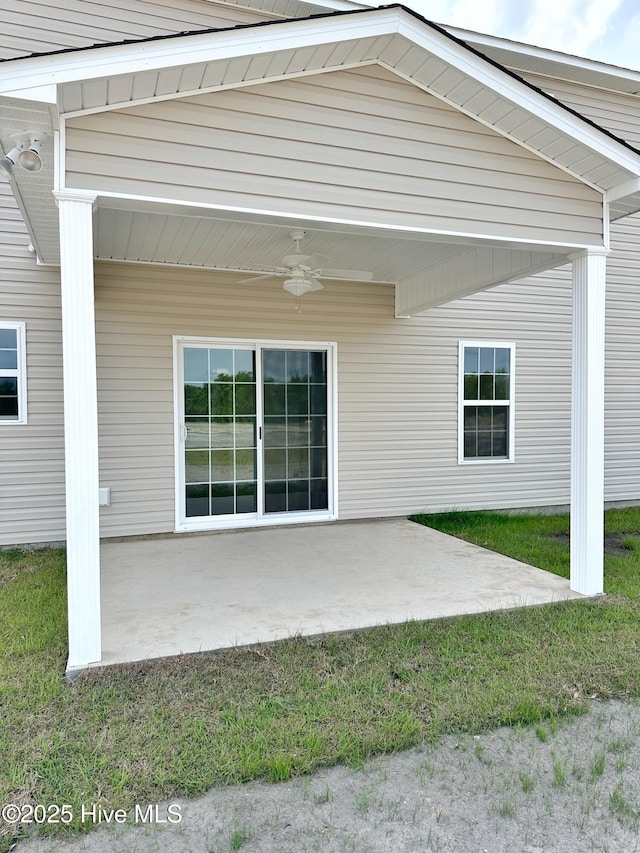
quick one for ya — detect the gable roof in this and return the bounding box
[2,3,640,198]
[3,2,640,265]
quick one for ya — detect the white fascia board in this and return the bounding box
[0,8,402,95]
[1,84,56,103]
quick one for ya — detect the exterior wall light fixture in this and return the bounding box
[0,133,46,178]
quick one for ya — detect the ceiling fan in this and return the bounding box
[239,229,374,297]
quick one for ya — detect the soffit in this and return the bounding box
[93,198,566,283]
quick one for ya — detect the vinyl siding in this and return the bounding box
[0,210,638,545]
[604,215,640,499]
[517,71,640,149]
[0,0,276,60]
[65,66,604,246]
[93,259,570,537]
[0,184,65,545]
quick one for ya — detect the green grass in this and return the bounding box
[2,507,640,849]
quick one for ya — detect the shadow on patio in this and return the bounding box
[98,518,583,667]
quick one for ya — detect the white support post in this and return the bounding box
[55,190,101,669]
[570,249,607,596]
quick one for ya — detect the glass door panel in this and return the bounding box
[184,347,257,517]
[262,349,328,514]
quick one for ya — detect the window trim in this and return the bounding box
[458,340,515,465]
[0,321,27,426]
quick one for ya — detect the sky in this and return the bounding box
[381,0,640,72]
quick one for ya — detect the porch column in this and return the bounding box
[54,190,101,668]
[570,249,607,596]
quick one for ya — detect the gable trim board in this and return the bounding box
[2,1,638,669]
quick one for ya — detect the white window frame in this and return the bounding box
[0,321,27,425]
[458,340,515,465]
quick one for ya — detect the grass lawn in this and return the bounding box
[2,508,640,849]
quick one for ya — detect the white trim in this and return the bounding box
[83,190,604,254]
[173,336,338,532]
[1,84,56,103]
[457,340,516,465]
[603,201,610,251]
[0,321,27,426]
[54,188,98,207]
[54,126,64,194]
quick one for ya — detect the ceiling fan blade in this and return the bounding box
[238,272,279,284]
[319,268,374,281]
[307,275,324,292]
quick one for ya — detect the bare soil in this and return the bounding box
[551,531,639,557]
[14,697,640,853]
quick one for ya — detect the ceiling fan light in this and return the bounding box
[282,277,313,297]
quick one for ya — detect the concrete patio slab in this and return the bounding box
[99,518,584,667]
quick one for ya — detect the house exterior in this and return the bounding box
[1,0,640,671]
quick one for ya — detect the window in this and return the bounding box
[459,341,514,463]
[0,322,26,424]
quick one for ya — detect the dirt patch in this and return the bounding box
[549,531,640,557]
[13,698,640,853]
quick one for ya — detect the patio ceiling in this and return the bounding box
[94,199,568,299]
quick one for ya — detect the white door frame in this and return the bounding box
[173,336,338,531]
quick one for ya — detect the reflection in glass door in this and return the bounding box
[179,342,332,525]
[183,347,257,517]
[262,349,328,513]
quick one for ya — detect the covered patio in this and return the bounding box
[4,5,640,673]
[99,518,582,666]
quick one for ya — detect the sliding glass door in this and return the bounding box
[177,339,333,528]
[183,346,257,518]
[262,349,328,514]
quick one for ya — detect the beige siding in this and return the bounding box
[93,260,569,537]
[66,66,604,246]
[1,210,638,545]
[0,0,276,60]
[0,184,65,545]
[94,215,640,537]
[518,71,640,149]
[604,215,640,500]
